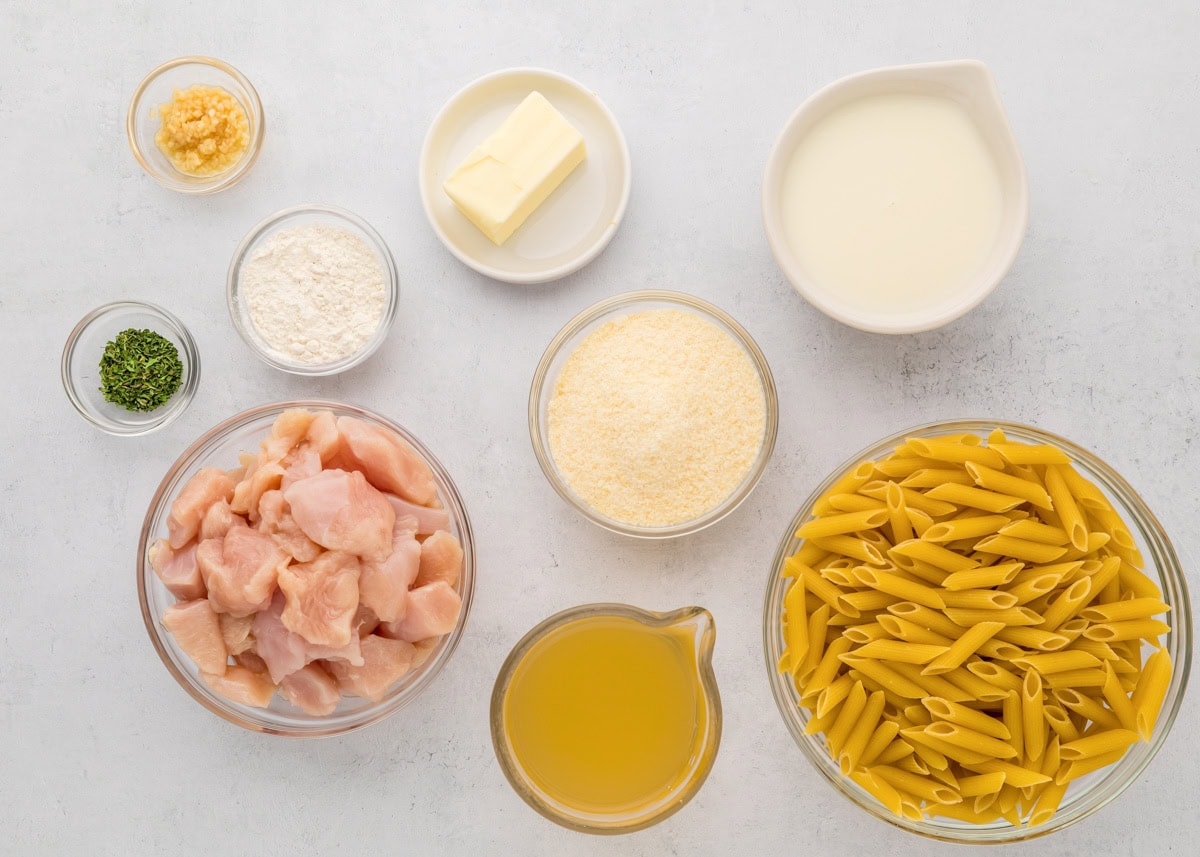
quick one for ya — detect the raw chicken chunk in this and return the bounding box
[197,526,289,617]
[202,665,276,708]
[283,469,394,562]
[280,445,323,491]
[414,530,463,588]
[277,550,361,648]
[257,489,322,562]
[230,460,285,523]
[379,581,462,643]
[359,517,420,623]
[149,539,205,601]
[162,599,228,675]
[218,612,255,656]
[253,594,363,684]
[200,499,242,542]
[261,408,315,464]
[336,416,438,506]
[384,494,450,536]
[325,634,416,702]
[279,663,341,716]
[167,468,236,549]
[305,410,342,463]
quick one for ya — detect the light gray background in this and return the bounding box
[2,2,1198,854]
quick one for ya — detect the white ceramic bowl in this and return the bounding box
[762,60,1029,334]
[419,67,631,284]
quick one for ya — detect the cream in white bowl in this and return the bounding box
[762,60,1029,334]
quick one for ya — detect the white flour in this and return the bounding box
[241,223,387,364]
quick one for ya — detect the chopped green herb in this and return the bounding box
[98,328,183,412]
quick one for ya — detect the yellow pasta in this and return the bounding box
[1083,619,1172,643]
[1021,670,1046,762]
[796,508,890,539]
[998,519,1070,545]
[965,462,1054,510]
[778,429,1174,828]
[974,534,1067,564]
[923,621,1005,675]
[941,589,1019,610]
[1132,648,1171,740]
[923,697,1010,740]
[808,535,886,566]
[926,483,1025,513]
[853,566,946,610]
[851,640,949,665]
[1011,650,1102,674]
[840,690,887,774]
[922,514,1010,543]
[942,561,1023,591]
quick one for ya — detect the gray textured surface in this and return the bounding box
[3,1,1199,854]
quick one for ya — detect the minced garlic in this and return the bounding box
[153,85,250,176]
[547,308,766,528]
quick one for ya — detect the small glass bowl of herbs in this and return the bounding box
[62,301,200,435]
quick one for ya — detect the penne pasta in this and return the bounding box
[926,483,1025,514]
[973,534,1067,564]
[1082,619,1171,643]
[1011,651,1103,675]
[776,429,1175,828]
[1131,648,1171,740]
[923,622,1005,675]
[942,562,1023,591]
[989,441,1070,466]
[1043,465,1088,551]
[796,508,890,539]
[852,640,949,665]
[808,535,887,566]
[1079,597,1170,624]
[922,697,1011,740]
[922,514,1011,543]
[1021,670,1046,762]
[840,690,887,774]
[965,462,1054,510]
[944,607,1042,628]
[941,589,1019,610]
[998,519,1070,545]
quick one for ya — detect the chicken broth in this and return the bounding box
[501,616,705,813]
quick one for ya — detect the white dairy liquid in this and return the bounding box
[780,93,1004,315]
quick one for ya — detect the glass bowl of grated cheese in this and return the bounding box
[529,290,778,539]
[227,204,400,376]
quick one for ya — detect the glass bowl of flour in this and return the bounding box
[227,204,399,376]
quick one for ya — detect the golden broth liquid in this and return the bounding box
[502,616,705,813]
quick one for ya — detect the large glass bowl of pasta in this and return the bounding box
[762,419,1190,843]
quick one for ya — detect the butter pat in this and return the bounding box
[443,92,586,245]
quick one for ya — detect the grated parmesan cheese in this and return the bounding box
[547,308,766,527]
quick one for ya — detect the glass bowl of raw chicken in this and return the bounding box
[138,401,475,736]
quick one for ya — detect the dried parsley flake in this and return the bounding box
[98,328,183,412]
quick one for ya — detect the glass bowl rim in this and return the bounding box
[125,54,265,195]
[225,203,400,377]
[761,417,1192,843]
[137,399,476,737]
[60,299,200,436]
[527,289,779,539]
[489,602,722,834]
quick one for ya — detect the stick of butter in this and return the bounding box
[443,91,586,246]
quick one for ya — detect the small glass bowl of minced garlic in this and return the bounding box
[62,301,200,436]
[127,56,264,194]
